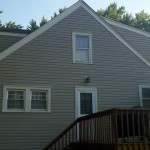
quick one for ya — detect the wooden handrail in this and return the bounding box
[43,119,79,150]
[43,108,114,150]
[43,108,150,150]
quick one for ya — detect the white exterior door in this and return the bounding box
[75,87,97,118]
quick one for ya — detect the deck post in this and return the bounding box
[113,109,118,150]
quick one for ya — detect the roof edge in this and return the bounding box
[0,32,28,37]
[0,0,82,60]
[104,17,150,38]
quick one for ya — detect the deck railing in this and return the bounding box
[44,108,150,150]
[114,108,150,150]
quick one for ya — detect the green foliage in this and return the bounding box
[0,10,3,28]
[0,10,23,29]
[4,21,23,29]
[97,3,150,32]
[27,7,67,31]
[97,3,125,21]
[134,10,150,32]
[51,7,67,19]
[1,4,150,33]
[40,16,48,27]
[27,17,48,31]
[121,13,135,26]
[27,19,39,31]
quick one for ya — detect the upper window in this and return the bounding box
[2,86,51,112]
[140,86,150,108]
[73,33,92,63]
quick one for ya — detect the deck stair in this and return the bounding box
[44,108,150,150]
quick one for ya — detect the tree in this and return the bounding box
[27,7,67,31]
[51,7,67,19]
[0,10,3,28]
[97,3,150,33]
[121,13,135,26]
[4,21,23,29]
[134,10,150,32]
[0,10,23,29]
[27,19,39,31]
[97,2,125,21]
[40,16,48,27]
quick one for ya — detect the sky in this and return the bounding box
[1,0,150,29]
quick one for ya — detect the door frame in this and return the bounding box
[75,86,97,118]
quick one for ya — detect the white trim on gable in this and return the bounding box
[0,1,82,61]
[0,32,27,37]
[0,0,150,68]
[104,18,150,38]
[80,2,150,67]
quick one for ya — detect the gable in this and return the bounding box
[0,0,150,68]
[1,4,150,113]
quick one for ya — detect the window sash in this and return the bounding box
[7,90,25,110]
[76,48,89,62]
[31,90,48,110]
[140,87,150,108]
[73,33,92,63]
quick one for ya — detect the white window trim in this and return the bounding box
[139,85,150,107]
[2,85,51,113]
[72,32,92,64]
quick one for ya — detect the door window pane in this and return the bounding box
[143,99,150,108]
[80,93,92,114]
[142,88,150,98]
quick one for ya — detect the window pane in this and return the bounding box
[76,35,89,48]
[31,100,46,109]
[7,90,24,109]
[31,90,47,110]
[8,100,24,109]
[76,49,89,61]
[142,88,150,98]
[80,93,92,114]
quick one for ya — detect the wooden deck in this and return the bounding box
[44,108,150,150]
[118,143,150,150]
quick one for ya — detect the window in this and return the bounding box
[7,89,25,110]
[2,86,51,112]
[139,86,150,108]
[73,33,92,63]
[31,90,47,110]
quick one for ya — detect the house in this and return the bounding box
[0,0,150,150]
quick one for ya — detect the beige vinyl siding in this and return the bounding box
[111,24,150,62]
[0,7,150,150]
[0,35,23,53]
